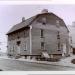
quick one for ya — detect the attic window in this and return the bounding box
[42,17,46,25]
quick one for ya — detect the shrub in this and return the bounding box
[71,59,75,64]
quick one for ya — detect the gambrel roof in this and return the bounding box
[6,16,36,35]
[7,12,69,35]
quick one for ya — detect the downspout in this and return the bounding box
[29,25,32,55]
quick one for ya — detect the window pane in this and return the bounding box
[41,42,44,49]
[41,29,44,38]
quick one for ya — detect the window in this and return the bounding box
[24,43,27,51]
[42,17,46,25]
[57,31,60,39]
[56,20,60,27]
[24,30,29,37]
[57,31,60,51]
[58,43,60,51]
[10,46,14,53]
[17,41,21,46]
[56,20,59,24]
[9,35,12,41]
[17,32,20,39]
[24,30,26,37]
[42,22,46,25]
[41,42,44,49]
[41,29,44,38]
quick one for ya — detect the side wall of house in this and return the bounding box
[7,13,70,57]
[31,24,69,56]
[31,24,60,55]
[7,28,30,57]
[31,13,70,56]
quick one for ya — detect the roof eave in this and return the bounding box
[6,25,30,35]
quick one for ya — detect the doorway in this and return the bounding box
[16,41,21,54]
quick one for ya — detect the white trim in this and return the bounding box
[29,25,32,55]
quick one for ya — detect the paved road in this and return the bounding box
[0,58,75,71]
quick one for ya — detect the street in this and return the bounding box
[0,58,75,71]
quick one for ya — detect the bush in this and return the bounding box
[47,58,60,62]
[71,59,75,64]
[0,69,3,71]
[38,57,60,62]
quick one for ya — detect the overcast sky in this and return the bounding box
[0,4,75,52]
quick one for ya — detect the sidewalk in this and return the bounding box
[0,55,75,68]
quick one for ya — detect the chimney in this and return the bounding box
[41,9,48,13]
[22,17,25,22]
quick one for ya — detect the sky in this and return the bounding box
[0,4,75,52]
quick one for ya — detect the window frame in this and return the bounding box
[24,43,27,51]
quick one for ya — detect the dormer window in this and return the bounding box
[42,17,46,25]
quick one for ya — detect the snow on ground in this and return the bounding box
[0,54,75,68]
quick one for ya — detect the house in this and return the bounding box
[68,22,75,54]
[6,9,70,59]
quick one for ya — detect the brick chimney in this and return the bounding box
[22,17,25,22]
[41,9,48,13]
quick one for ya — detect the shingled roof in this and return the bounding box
[7,12,69,35]
[6,15,36,35]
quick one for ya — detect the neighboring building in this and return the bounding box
[68,22,75,54]
[6,9,70,59]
